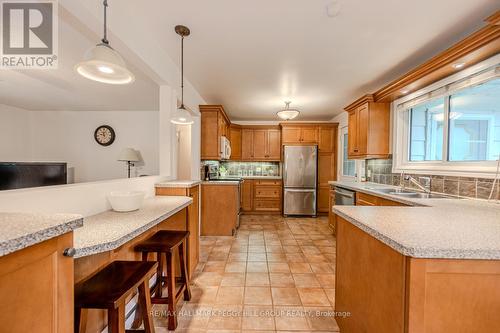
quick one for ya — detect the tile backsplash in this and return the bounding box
[201,161,280,177]
[365,158,500,200]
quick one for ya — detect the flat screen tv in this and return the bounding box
[0,162,67,191]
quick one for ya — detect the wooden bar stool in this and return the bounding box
[134,230,192,330]
[74,260,157,333]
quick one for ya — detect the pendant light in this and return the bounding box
[75,0,135,84]
[170,25,194,125]
[277,101,300,120]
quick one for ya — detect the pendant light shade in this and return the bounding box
[170,25,194,125]
[277,101,300,120]
[75,0,134,84]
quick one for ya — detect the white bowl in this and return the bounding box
[107,191,145,212]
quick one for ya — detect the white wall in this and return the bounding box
[0,105,33,161]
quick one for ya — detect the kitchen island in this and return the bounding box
[329,181,500,333]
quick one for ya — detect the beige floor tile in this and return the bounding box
[247,261,269,273]
[292,274,321,287]
[225,261,247,273]
[324,288,335,306]
[288,262,312,273]
[310,262,335,273]
[316,274,336,288]
[297,288,330,306]
[246,272,270,286]
[269,273,296,287]
[228,252,248,262]
[221,273,246,287]
[271,288,301,305]
[194,272,223,287]
[285,253,307,263]
[216,286,245,305]
[268,262,290,273]
[241,305,275,330]
[203,261,227,272]
[207,304,243,330]
[266,252,288,262]
[304,306,340,331]
[266,245,284,253]
[189,286,219,304]
[273,306,310,331]
[244,287,273,305]
[248,252,267,261]
[282,245,301,253]
[304,254,328,263]
[177,304,212,330]
[248,245,266,253]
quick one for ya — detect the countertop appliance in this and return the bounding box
[283,145,318,216]
[333,186,356,206]
[220,136,231,160]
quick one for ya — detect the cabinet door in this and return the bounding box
[357,104,369,155]
[187,186,200,277]
[229,126,242,160]
[281,127,302,144]
[328,189,336,234]
[347,110,358,156]
[201,111,220,159]
[241,129,254,160]
[318,152,335,185]
[300,127,319,143]
[253,130,267,160]
[241,180,253,212]
[317,185,330,213]
[319,127,335,152]
[266,129,281,160]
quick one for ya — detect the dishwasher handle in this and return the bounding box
[333,189,355,199]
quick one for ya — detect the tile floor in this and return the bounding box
[152,214,339,333]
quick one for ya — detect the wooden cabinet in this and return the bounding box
[281,124,318,144]
[345,95,390,159]
[328,188,336,235]
[356,192,405,206]
[155,185,200,278]
[201,183,239,236]
[229,125,242,160]
[319,126,335,152]
[240,126,281,161]
[241,179,282,214]
[200,105,231,160]
[0,232,74,333]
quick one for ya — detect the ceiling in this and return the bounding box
[1,0,498,119]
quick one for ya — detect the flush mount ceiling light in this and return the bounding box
[277,101,300,121]
[170,25,194,125]
[452,62,466,69]
[75,0,135,84]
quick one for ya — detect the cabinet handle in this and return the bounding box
[63,248,76,257]
[353,149,359,152]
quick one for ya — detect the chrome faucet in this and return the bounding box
[404,175,431,193]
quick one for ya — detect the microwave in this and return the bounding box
[220,136,231,160]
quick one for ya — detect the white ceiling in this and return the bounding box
[1,0,498,119]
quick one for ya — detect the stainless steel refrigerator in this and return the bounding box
[283,145,318,216]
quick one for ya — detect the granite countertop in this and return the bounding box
[0,213,83,257]
[329,180,500,260]
[73,196,192,258]
[155,180,202,188]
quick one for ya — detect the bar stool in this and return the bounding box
[134,230,192,330]
[74,260,157,333]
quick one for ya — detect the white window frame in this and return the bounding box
[339,126,357,180]
[392,54,500,179]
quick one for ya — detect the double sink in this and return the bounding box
[366,187,448,199]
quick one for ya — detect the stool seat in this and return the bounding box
[75,261,157,309]
[134,230,190,253]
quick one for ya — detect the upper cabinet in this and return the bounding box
[200,105,231,160]
[229,125,242,160]
[345,95,390,159]
[241,126,281,161]
[281,124,318,144]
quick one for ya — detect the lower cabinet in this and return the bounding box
[241,179,282,214]
[0,232,74,333]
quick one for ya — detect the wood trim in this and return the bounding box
[279,122,338,127]
[344,94,375,112]
[199,105,231,125]
[372,13,500,103]
[239,125,281,130]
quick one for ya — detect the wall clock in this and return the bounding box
[94,125,115,146]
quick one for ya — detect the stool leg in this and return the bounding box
[108,304,125,333]
[74,307,87,333]
[138,279,155,333]
[155,251,163,298]
[178,242,192,301]
[131,251,150,329]
[165,251,178,330]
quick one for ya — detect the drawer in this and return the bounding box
[357,192,378,205]
[254,186,281,198]
[254,199,281,211]
[255,180,282,186]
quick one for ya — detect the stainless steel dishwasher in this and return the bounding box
[333,186,356,205]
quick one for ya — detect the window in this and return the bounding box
[341,127,356,177]
[392,55,500,178]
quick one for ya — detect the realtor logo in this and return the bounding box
[1,0,58,68]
